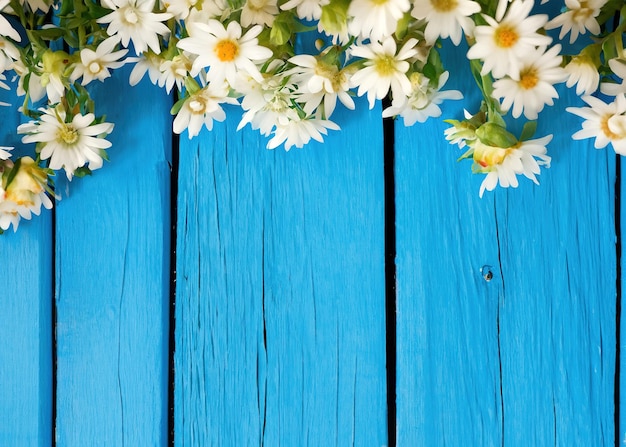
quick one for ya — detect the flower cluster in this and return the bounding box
[0,0,625,231]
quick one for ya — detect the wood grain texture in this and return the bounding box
[174,101,388,446]
[395,44,616,445]
[0,86,53,446]
[54,70,172,446]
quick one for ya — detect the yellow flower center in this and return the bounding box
[519,68,539,89]
[473,142,517,168]
[431,0,458,12]
[494,25,519,48]
[215,40,239,62]
[247,0,269,11]
[59,124,79,145]
[371,0,390,5]
[88,61,102,74]
[374,56,397,76]
[572,3,593,23]
[123,7,139,24]
[601,114,620,140]
[188,98,206,114]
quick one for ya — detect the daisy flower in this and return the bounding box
[236,72,300,136]
[0,37,20,71]
[98,0,172,55]
[347,0,410,42]
[11,59,46,102]
[159,54,191,93]
[288,54,355,117]
[241,0,279,27]
[565,54,600,96]
[466,0,552,80]
[411,0,481,46]
[0,0,21,42]
[491,45,567,120]
[600,58,626,97]
[382,71,463,125]
[161,0,197,20]
[545,0,606,44]
[0,145,12,159]
[18,105,114,179]
[266,116,340,150]
[349,37,419,109]
[177,19,273,85]
[567,94,626,154]
[128,51,163,86]
[3,157,52,215]
[70,36,128,85]
[18,0,53,12]
[473,133,552,197]
[280,0,328,21]
[40,50,71,104]
[173,82,238,138]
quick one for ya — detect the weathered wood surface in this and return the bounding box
[395,45,617,446]
[0,48,621,447]
[53,70,172,446]
[0,88,53,446]
[174,99,388,446]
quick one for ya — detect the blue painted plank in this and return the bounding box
[0,86,53,446]
[174,101,388,446]
[54,69,172,446]
[494,87,615,446]
[395,46,616,445]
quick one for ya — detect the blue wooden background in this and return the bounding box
[0,47,620,446]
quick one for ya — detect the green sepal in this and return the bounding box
[476,122,518,148]
[72,166,92,177]
[520,120,537,141]
[5,158,21,189]
[171,95,188,115]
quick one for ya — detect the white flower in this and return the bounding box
[350,37,419,109]
[173,82,238,138]
[159,54,191,93]
[98,0,172,55]
[601,58,626,97]
[466,0,552,80]
[545,0,606,44]
[411,0,481,45]
[0,157,53,232]
[11,59,46,101]
[241,0,278,27]
[0,145,12,159]
[18,0,53,12]
[0,37,20,71]
[236,72,300,135]
[565,54,600,96]
[288,54,355,117]
[567,94,626,154]
[128,51,163,86]
[280,0,328,21]
[347,0,410,42]
[267,116,340,150]
[71,36,128,85]
[491,45,567,120]
[161,0,197,19]
[0,0,21,42]
[18,106,114,179]
[473,134,552,197]
[177,20,273,85]
[382,71,463,125]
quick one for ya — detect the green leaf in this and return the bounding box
[520,120,537,141]
[476,122,518,148]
